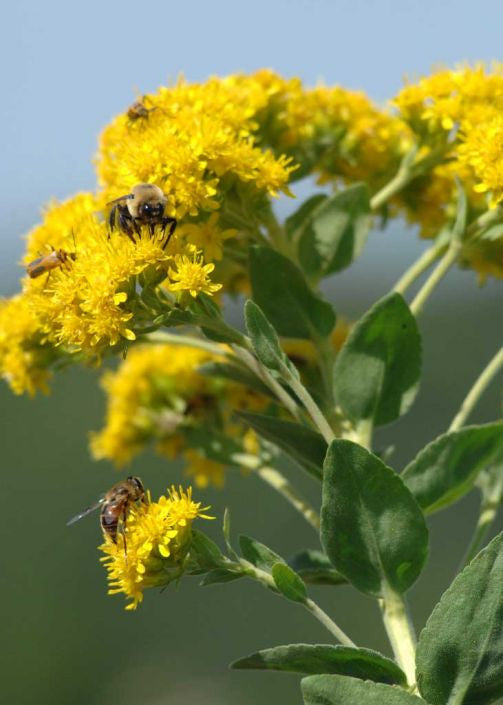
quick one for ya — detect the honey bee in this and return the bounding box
[66,476,146,545]
[107,183,177,247]
[127,99,156,121]
[26,247,76,279]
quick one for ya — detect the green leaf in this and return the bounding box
[333,293,421,426]
[200,568,243,586]
[232,644,406,685]
[285,194,328,241]
[289,550,347,586]
[249,246,336,339]
[402,423,503,514]
[236,411,326,480]
[302,674,426,705]
[199,361,274,399]
[299,183,372,278]
[182,427,243,465]
[416,532,503,705]
[190,529,224,570]
[321,440,428,597]
[239,535,284,572]
[244,300,287,373]
[271,563,307,603]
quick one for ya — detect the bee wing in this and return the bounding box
[66,498,104,526]
[106,194,134,206]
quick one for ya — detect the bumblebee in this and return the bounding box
[107,183,177,247]
[26,247,76,279]
[66,475,146,545]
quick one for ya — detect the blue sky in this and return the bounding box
[1,0,502,289]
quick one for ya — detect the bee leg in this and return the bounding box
[108,204,118,234]
[161,218,177,250]
[118,210,137,244]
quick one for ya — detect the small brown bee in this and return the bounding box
[107,183,177,247]
[66,476,146,545]
[127,99,156,121]
[27,247,76,278]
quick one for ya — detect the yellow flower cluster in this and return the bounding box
[0,295,51,396]
[100,485,212,609]
[91,342,267,486]
[391,64,503,274]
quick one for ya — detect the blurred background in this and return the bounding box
[1,1,502,703]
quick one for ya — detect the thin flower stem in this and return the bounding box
[304,598,356,647]
[279,362,336,444]
[461,498,500,568]
[236,453,320,531]
[145,330,226,356]
[240,560,355,646]
[410,241,460,316]
[449,346,503,431]
[370,167,413,211]
[380,587,417,686]
[393,240,446,296]
[232,345,304,422]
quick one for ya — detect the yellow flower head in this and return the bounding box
[0,294,51,396]
[168,246,222,298]
[180,213,237,261]
[99,485,212,610]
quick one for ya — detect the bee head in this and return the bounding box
[127,476,145,496]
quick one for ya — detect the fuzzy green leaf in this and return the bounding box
[271,563,307,603]
[239,535,284,572]
[302,674,426,705]
[321,440,428,597]
[416,532,503,705]
[249,246,336,339]
[190,529,224,570]
[285,194,328,241]
[402,423,503,514]
[200,568,243,586]
[232,644,406,685]
[289,550,347,586]
[236,411,326,480]
[298,183,372,278]
[333,293,421,426]
[244,300,287,372]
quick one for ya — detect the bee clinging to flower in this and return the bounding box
[107,183,177,246]
[127,99,156,121]
[66,475,146,546]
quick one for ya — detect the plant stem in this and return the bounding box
[371,166,414,211]
[410,240,460,316]
[449,346,503,431]
[380,587,417,686]
[145,330,226,356]
[241,455,321,530]
[232,345,303,422]
[304,598,356,647]
[279,361,336,444]
[241,560,355,646]
[393,239,446,296]
[461,498,500,568]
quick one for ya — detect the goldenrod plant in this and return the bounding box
[2,67,503,703]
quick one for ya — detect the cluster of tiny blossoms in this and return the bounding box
[2,67,503,396]
[91,343,267,487]
[100,486,212,610]
[393,64,503,275]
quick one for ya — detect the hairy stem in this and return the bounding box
[241,560,355,646]
[410,240,460,316]
[232,345,303,422]
[380,587,417,686]
[393,239,446,296]
[449,346,503,431]
[461,498,500,568]
[279,361,336,444]
[236,453,320,531]
[145,330,227,356]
